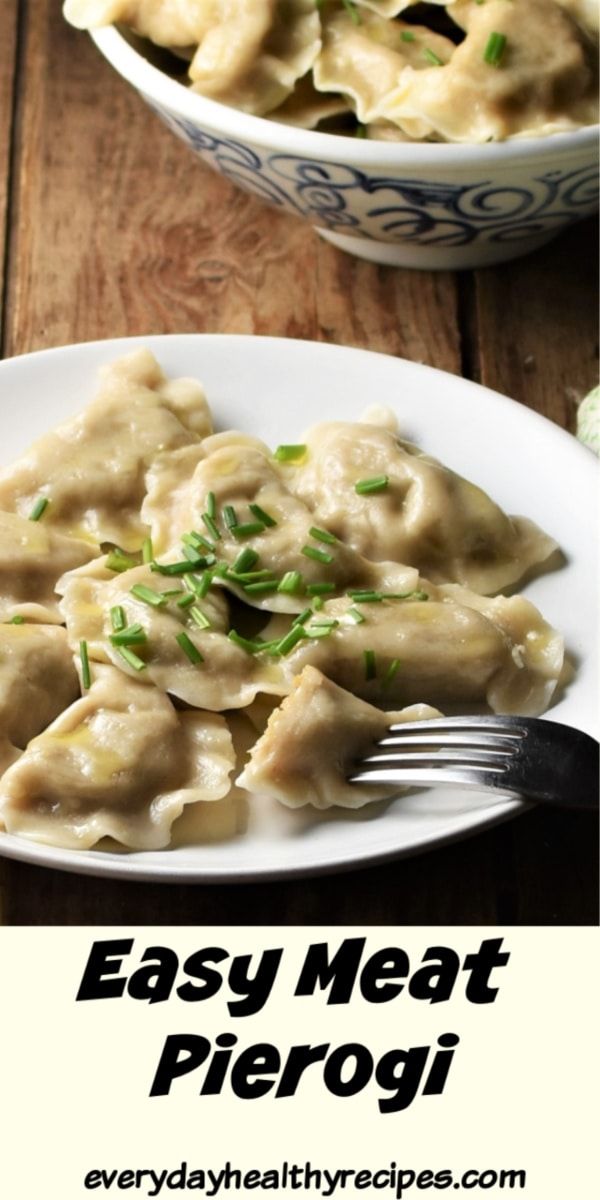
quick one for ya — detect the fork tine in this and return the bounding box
[386,716,526,736]
[377,731,520,748]
[361,748,511,767]
[349,765,513,789]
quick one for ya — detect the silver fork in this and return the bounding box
[350,716,599,809]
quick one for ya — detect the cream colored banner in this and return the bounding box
[0,927,596,1199]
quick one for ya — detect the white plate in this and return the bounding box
[0,335,597,882]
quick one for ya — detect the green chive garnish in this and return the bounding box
[364,649,376,681]
[183,531,214,553]
[423,47,444,66]
[355,124,367,139]
[312,595,324,611]
[347,606,365,624]
[176,632,204,665]
[130,583,167,608]
[276,625,306,655]
[228,568,274,583]
[110,626,147,647]
[401,30,416,42]
[292,608,312,627]
[106,550,138,573]
[302,545,333,564]
[347,590,382,602]
[309,526,338,545]
[223,505,238,530]
[231,522,265,539]
[202,513,221,542]
[110,605,126,632]
[189,605,211,629]
[142,537,153,563]
[278,570,304,595]
[386,589,429,601]
[355,475,389,495]
[160,589,184,598]
[228,629,260,655]
[273,444,306,463]
[233,547,259,574]
[308,618,338,629]
[382,658,401,689]
[483,31,507,66]
[305,625,334,639]
[342,0,361,24]
[307,582,335,596]
[28,497,49,521]
[249,503,277,527]
[176,592,196,609]
[151,558,204,575]
[80,640,91,689]
[206,491,217,520]
[243,580,278,595]
[9,614,25,624]
[117,646,147,671]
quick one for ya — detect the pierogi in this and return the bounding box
[0,349,566,852]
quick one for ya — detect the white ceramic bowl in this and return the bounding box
[92,24,599,271]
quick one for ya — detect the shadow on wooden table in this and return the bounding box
[1,805,597,925]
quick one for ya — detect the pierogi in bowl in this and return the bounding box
[0,347,567,856]
[63,1,599,267]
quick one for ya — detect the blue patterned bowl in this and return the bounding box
[92,25,599,271]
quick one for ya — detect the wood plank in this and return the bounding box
[0,0,19,346]
[474,218,599,425]
[3,0,462,370]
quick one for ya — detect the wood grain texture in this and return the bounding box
[0,0,597,926]
[0,0,18,344]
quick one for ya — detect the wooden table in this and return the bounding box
[0,0,597,926]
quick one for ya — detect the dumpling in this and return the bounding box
[142,432,420,613]
[0,665,236,849]
[262,587,563,716]
[0,349,212,550]
[0,510,99,623]
[285,417,557,594]
[269,73,350,128]
[314,6,454,123]
[237,665,441,809]
[0,623,80,769]
[376,0,599,141]
[57,558,287,710]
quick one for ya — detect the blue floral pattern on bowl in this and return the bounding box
[147,103,599,252]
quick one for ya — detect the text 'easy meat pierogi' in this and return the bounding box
[64,0,599,141]
[0,349,564,851]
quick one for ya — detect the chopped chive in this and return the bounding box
[223,505,238,530]
[110,605,126,632]
[249,503,277,527]
[355,475,389,495]
[347,590,382,602]
[176,632,204,665]
[183,531,214,553]
[305,625,334,639]
[206,491,217,520]
[302,545,333,564]
[273,444,306,463]
[276,625,306,655]
[110,628,147,647]
[483,31,507,67]
[243,580,279,595]
[160,588,184,598]
[176,592,196,609]
[151,558,203,575]
[308,618,338,629]
[182,545,209,566]
[364,649,377,681]
[28,496,49,521]
[386,589,429,601]
[312,595,324,611]
[202,513,221,542]
[189,605,211,629]
[233,547,259,574]
[212,562,229,578]
[355,124,367,139]
[80,640,91,689]
[117,646,147,671]
[130,583,167,608]
[142,537,153,563]
[231,521,265,539]
[9,614,25,624]
[309,526,338,545]
[228,629,260,655]
[228,568,275,583]
[106,550,138,573]
[423,47,444,66]
[382,658,401,689]
[278,570,304,595]
[307,582,335,596]
[347,606,366,624]
[342,0,361,24]
[184,570,213,599]
[401,30,416,42]
[292,608,312,627]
